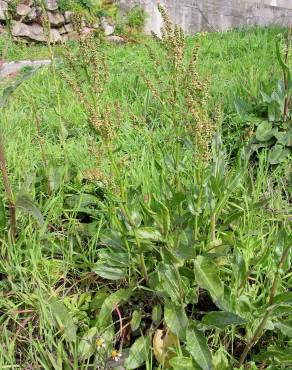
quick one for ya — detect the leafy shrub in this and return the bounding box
[126,6,147,30]
[245,28,292,164]
[58,0,118,19]
[58,0,90,13]
[7,0,17,15]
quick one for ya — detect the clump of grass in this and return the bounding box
[0,132,16,242]
[126,6,147,31]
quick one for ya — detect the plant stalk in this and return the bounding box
[283,26,291,123]
[32,105,52,196]
[211,212,216,242]
[107,145,149,284]
[0,133,16,242]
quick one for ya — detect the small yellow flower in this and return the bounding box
[96,337,106,349]
[111,349,122,362]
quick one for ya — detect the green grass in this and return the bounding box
[0,25,291,370]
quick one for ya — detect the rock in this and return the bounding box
[27,6,37,21]
[12,22,61,42]
[64,10,74,23]
[58,26,66,34]
[66,30,79,41]
[16,3,37,20]
[0,59,51,79]
[106,35,125,44]
[13,36,29,43]
[64,23,74,33]
[81,26,93,37]
[47,11,65,27]
[100,17,115,36]
[92,22,100,29]
[0,0,8,21]
[44,0,58,11]
[50,28,62,42]
[23,0,33,6]
[62,33,69,41]
[66,27,94,41]
[16,4,31,16]
[12,22,46,42]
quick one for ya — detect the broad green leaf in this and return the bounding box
[212,349,229,370]
[202,311,246,329]
[47,165,64,192]
[98,248,129,266]
[273,292,292,305]
[98,289,132,329]
[186,327,212,370]
[153,195,170,235]
[275,320,292,337]
[270,304,292,317]
[79,327,98,359]
[194,256,224,303]
[90,291,109,309]
[268,101,281,122]
[124,335,151,369]
[129,209,143,227]
[130,310,142,331]
[48,296,77,342]
[255,345,292,363]
[158,263,181,301]
[274,130,292,146]
[135,227,163,242]
[0,69,39,108]
[169,356,198,370]
[100,230,124,250]
[269,145,290,164]
[164,302,188,339]
[152,304,162,326]
[260,90,273,103]
[93,263,126,280]
[16,193,44,226]
[65,193,100,216]
[234,98,251,116]
[256,121,274,141]
[0,197,7,230]
[174,236,197,261]
[93,246,129,280]
[66,194,99,208]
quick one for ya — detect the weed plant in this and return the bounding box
[0,6,291,370]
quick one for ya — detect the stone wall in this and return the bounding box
[0,0,119,43]
[120,0,292,35]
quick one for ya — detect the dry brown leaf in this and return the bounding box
[153,329,179,369]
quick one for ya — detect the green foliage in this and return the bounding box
[126,6,147,30]
[124,335,151,369]
[243,29,292,164]
[186,327,213,370]
[0,12,291,370]
[58,0,118,20]
[6,0,17,15]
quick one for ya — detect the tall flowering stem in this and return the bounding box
[0,132,16,242]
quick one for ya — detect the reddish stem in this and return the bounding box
[114,304,123,338]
